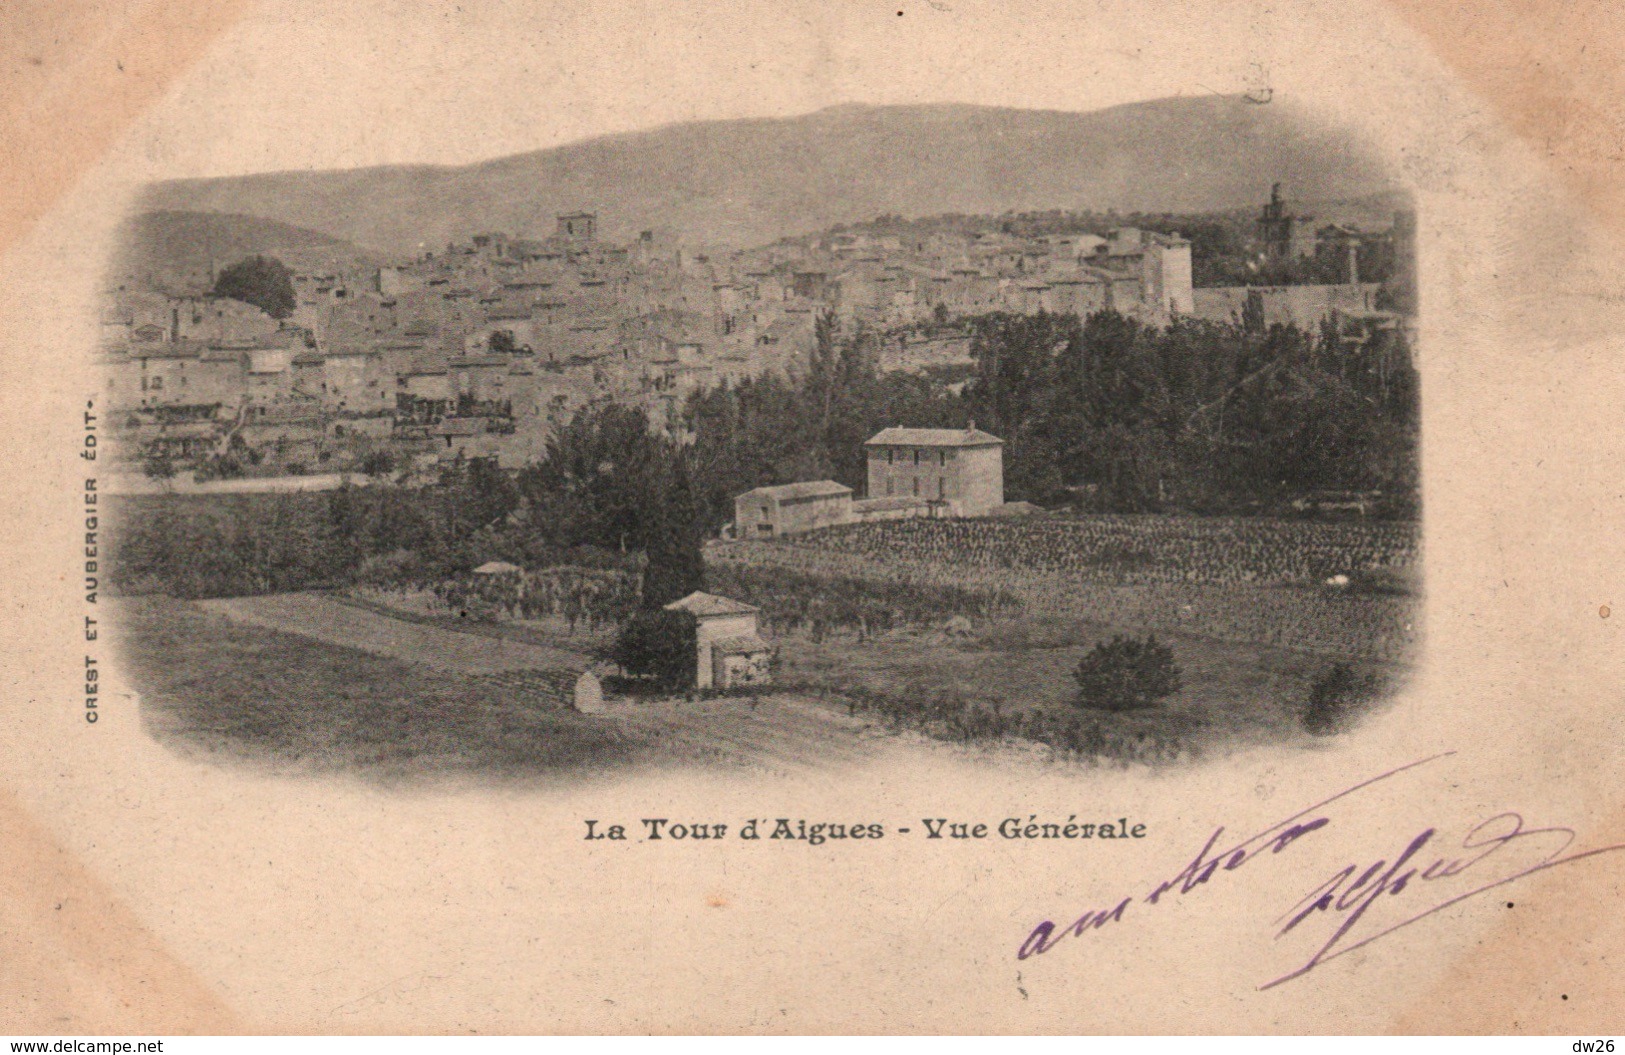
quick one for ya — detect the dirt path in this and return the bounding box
[198,593,592,675]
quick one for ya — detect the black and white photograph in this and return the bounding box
[101,98,1420,779]
[4,0,1624,1037]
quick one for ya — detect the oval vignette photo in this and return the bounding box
[95,96,1422,783]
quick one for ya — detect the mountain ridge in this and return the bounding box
[111,210,382,290]
[135,96,1403,256]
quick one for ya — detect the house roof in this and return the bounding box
[473,560,523,575]
[865,426,1004,448]
[663,591,760,617]
[737,480,853,503]
[712,633,772,656]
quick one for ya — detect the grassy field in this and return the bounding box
[115,595,936,779]
[115,595,638,781]
[774,613,1383,760]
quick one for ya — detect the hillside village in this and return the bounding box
[99,186,1414,486]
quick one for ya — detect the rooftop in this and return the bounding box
[865,426,1004,448]
[664,591,760,618]
[737,480,854,502]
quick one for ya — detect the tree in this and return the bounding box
[612,608,696,691]
[211,256,296,320]
[142,449,176,491]
[360,450,395,479]
[1073,634,1182,711]
[518,402,670,552]
[640,457,705,609]
[488,329,517,354]
[1240,288,1266,334]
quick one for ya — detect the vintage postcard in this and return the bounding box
[1,0,1622,1035]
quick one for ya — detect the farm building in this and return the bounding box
[663,591,773,690]
[864,425,1005,517]
[734,480,854,538]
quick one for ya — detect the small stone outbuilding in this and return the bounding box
[663,591,773,690]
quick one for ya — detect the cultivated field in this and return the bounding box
[702,515,1421,760]
[789,515,1418,586]
[115,513,1422,776]
[711,516,1420,661]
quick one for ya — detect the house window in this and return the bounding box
[912,478,920,496]
[939,477,947,499]
[913,450,921,466]
[940,451,948,466]
[150,376,163,390]
[886,480,894,497]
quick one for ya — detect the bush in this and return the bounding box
[1302,663,1385,735]
[142,451,176,484]
[1073,634,1182,711]
[360,450,396,478]
[211,255,296,319]
[612,609,697,692]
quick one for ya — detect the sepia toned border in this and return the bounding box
[2,0,1624,1034]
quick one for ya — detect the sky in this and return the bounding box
[117,0,1447,181]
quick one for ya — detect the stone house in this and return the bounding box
[864,425,1005,516]
[663,591,772,691]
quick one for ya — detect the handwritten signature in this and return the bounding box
[1016,751,1625,989]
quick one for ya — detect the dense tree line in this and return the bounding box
[684,307,1418,526]
[113,401,711,607]
[112,456,528,598]
[513,401,704,608]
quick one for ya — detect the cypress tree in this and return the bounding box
[639,455,705,609]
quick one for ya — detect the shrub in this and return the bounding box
[360,450,396,479]
[211,255,296,319]
[1073,634,1182,711]
[612,609,697,692]
[1302,663,1385,735]
[142,451,176,484]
